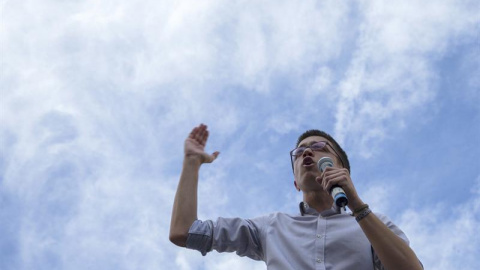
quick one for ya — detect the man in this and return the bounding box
[170,123,422,269]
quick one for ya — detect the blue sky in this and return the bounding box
[1,0,479,269]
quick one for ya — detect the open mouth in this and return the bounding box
[302,157,315,167]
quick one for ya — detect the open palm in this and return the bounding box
[184,124,219,164]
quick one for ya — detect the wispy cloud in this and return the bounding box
[333,0,479,157]
[399,176,480,269]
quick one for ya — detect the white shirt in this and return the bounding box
[187,203,410,270]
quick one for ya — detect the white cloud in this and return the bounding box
[399,192,480,269]
[205,254,265,270]
[333,0,479,157]
[360,184,393,214]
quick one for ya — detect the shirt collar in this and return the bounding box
[299,201,342,217]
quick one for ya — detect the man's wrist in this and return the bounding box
[353,204,369,215]
[184,155,203,168]
[348,198,365,212]
[355,208,372,222]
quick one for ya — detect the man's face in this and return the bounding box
[293,135,343,192]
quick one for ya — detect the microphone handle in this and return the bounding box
[318,157,349,209]
[330,185,348,208]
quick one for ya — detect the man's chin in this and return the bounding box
[298,176,322,189]
[302,172,320,182]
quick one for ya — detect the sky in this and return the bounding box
[1,0,479,269]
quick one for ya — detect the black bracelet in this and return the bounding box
[353,204,369,215]
[355,208,372,222]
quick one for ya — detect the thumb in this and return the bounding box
[315,176,324,189]
[204,151,220,163]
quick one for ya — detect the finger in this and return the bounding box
[190,124,205,138]
[323,169,346,180]
[200,124,208,138]
[194,124,206,141]
[322,167,349,179]
[321,170,342,189]
[324,174,349,192]
[189,126,199,139]
[322,166,340,174]
[317,171,326,186]
[201,130,209,145]
[319,167,338,190]
[204,151,220,163]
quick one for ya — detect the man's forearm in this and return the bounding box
[169,157,202,247]
[358,212,422,270]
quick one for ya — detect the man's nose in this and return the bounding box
[302,147,314,157]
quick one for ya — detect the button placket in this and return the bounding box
[315,216,327,269]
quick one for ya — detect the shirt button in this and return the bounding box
[316,258,323,263]
[316,234,323,238]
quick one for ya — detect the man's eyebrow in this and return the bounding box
[297,142,309,148]
[298,141,321,148]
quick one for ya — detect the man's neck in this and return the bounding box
[303,190,334,213]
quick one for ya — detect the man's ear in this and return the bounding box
[294,180,300,192]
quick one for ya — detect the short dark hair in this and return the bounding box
[296,130,350,172]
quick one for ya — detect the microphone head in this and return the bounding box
[317,157,334,172]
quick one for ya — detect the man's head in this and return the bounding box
[295,129,350,172]
[291,130,350,192]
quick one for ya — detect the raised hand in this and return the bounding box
[184,124,220,164]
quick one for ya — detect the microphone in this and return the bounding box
[317,157,348,209]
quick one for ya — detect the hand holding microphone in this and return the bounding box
[317,157,348,209]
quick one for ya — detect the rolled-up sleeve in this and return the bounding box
[186,220,214,256]
[186,216,267,261]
